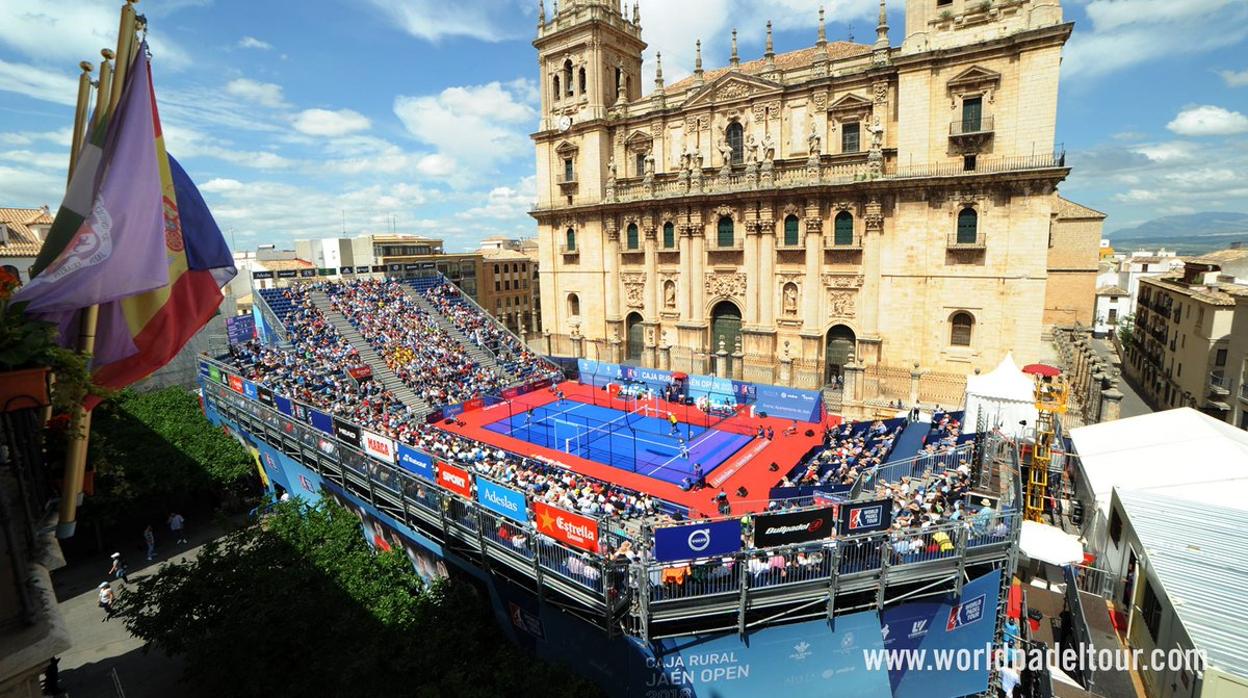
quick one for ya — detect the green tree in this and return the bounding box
[1117,313,1135,349]
[83,387,255,529]
[115,499,600,698]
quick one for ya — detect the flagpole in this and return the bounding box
[94,49,115,133]
[57,0,139,539]
[67,61,94,186]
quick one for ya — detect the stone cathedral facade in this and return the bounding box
[530,0,1089,411]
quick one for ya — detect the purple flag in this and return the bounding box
[15,47,168,313]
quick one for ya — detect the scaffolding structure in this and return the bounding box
[1026,375,1068,522]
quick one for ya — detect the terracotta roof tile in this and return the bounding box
[0,207,52,258]
[1054,196,1107,220]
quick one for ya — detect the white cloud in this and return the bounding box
[1218,68,1248,87]
[363,0,522,43]
[1064,0,1248,80]
[225,78,288,109]
[200,178,244,194]
[0,59,78,106]
[416,154,456,178]
[1132,141,1198,163]
[163,123,294,170]
[394,80,536,180]
[0,128,72,147]
[457,176,536,220]
[1166,105,1248,137]
[1114,189,1160,202]
[0,149,70,171]
[0,163,63,208]
[292,108,372,137]
[0,0,191,70]
[238,36,273,50]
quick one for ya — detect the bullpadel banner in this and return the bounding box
[752,507,836,547]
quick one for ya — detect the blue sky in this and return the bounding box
[1,0,1246,252]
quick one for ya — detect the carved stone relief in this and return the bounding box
[622,272,646,308]
[828,290,856,318]
[705,272,747,299]
[821,273,865,289]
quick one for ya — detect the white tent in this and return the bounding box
[963,352,1038,437]
[1019,520,1085,566]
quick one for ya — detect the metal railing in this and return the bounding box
[950,115,995,136]
[1240,382,1248,401]
[824,233,863,250]
[947,230,987,250]
[558,244,579,255]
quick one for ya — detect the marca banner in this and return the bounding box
[476,478,529,524]
[887,569,1002,698]
[752,507,836,547]
[532,500,599,553]
[225,314,256,345]
[333,417,361,447]
[653,519,743,562]
[228,374,244,393]
[396,444,435,482]
[841,499,892,535]
[436,461,473,498]
[309,409,334,435]
[753,384,823,423]
[242,380,258,400]
[361,429,396,464]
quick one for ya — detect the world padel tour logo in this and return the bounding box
[946,594,987,631]
[849,505,882,530]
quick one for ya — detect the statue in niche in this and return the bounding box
[607,156,617,180]
[717,135,733,165]
[644,153,655,176]
[761,131,776,161]
[664,280,676,308]
[808,121,822,156]
[745,133,759,164]
[783,283,799,316]
[870,116,884,149]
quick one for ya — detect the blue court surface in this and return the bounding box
[484,399,754,484]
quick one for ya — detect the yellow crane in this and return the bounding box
[1026,373,1068,522]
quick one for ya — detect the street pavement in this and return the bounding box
[50,520,230,698]
[1090,338,1152,419]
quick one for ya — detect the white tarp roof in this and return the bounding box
[1019,520,1085,566]
[964,352,1038,436]
[1070,407,1248,513]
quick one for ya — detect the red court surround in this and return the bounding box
[435,381,827,518]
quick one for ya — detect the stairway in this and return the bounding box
[397,284,519,383]
[306,291,432,415]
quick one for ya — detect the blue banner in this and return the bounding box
[442,402,464,419]
[687,373,735,401]
[309,409,334,435]
[753,384,823,423]
[396,444,435,482]
[242,380,259,400]
[274,394,293,417]
[251,303,270,345]
[475,478,529,524]
[577,358,624,382]
[886,569,1003,698]
[197,361,210,377]
[653,519,743,562]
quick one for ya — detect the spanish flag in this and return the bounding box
[17,43,236,408]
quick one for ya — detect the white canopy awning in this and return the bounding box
[1019,520,1085,566]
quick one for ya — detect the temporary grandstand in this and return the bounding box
[208,273,1026,697]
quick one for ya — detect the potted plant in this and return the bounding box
[0,268,97,413]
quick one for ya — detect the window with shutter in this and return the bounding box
[626,223,639,250]
[717,217,735,248]
[957,208,978,245]
[834,211,854,246]
[784,215,800,246]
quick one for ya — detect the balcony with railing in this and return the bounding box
[824,232,864,251]
[775,235,805,251]
[947,230,987,250]
[1209,371,1230,397]
[707,235,744,252]
[1239,382,1248,402]
[558,243,579,257]
[950,114,995,138]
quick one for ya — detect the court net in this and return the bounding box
[561,404,661,454]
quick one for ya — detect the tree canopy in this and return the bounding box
[114,499,600,697]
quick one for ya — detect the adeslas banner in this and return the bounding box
[475,478,529,524]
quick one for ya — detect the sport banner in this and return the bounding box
[227,374,244,393]
[396,443,435,482]
[653,519,743,562]
[532,501,599,553]
[361,429,396,464]
[752,507,836,547]
[475,478,528,524]
[333,417,361,448]
[436,460,473,498]
[840,499,892,535]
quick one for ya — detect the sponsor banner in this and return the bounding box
[227,374,244,393]
[501,385,525,400]
[356,265,371,273]
[475,478,529,524]
[346,365,373,382]
[462,397,484,412]
[576,358,624,382]
[257,386,274,408]
[333,418,361,448]
[418,261,437,269]
[436,460,473,498]
[225,314,257,345]
[532,501,599,553]
[317,435,337,457]
[752,507,836,547]
[197,361,211,377]
[387,263,402,272]
[276,269,298,279]
[251,270,275,279]
[527,377,554,392]
[361,429,396,463]
[442,403,464,420]
[396,444,435,482]
[621,364,674,390]
[403,263,420,271]
[242,380,259,400]
[274,394,293,416]
[251,304,270,345]
[291,401,311,424]
[653,519,743,562]
[317,267,335,276]
[841,499,892,535]
[688,373,735,401]
[208,364,222,384]
[339,266,355,275]
[372,264,388,273]
[753,384,823,423]
[299,268,317,278]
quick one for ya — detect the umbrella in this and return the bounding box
[1022,363,1061,377]
[1019,520,1084,566]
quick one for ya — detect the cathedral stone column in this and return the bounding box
[642,225,658,366]
[691,224,706,323]
[744,212,760,326]
[758,215,776,326]
[858,198,884,365]
[604,221,621,324]
[796,211,824,388]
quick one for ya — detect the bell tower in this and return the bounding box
[535,0,646,128]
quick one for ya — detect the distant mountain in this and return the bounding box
[1105,212,1248,255]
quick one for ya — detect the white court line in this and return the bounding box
[511,400,589,436]
[643,427,721,477]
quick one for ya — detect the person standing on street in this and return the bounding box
[108,552,129,584]
[98,583,116,621]
[143,525,156,561]
[168,512,188,545]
